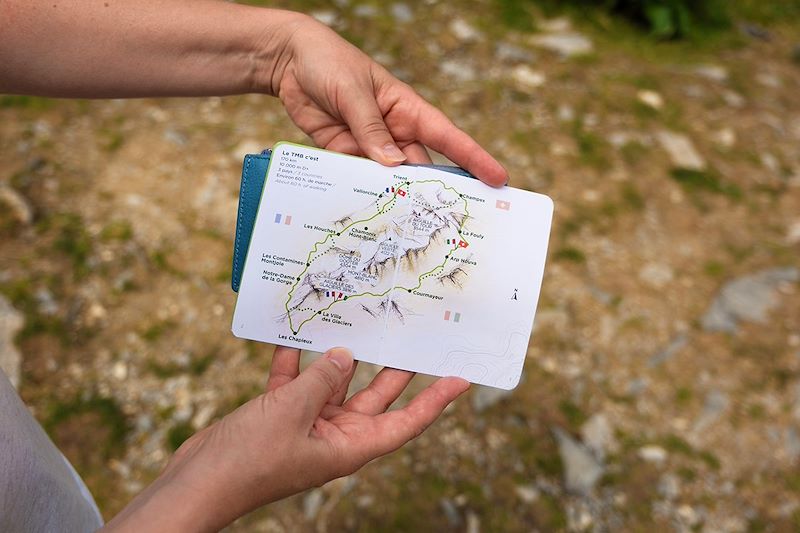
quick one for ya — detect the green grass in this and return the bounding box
[572,120,611,170]
[553,246,586,263]
[620,182,646,211]
[100,220,134,242]
[45,396,130,459]
[558,399,587,428]
[703,260,726,278]
[0,95,55,110]
[150,249,186,278]
[167,421,194,451]
[53,213,93,277]
[670,167,742,201]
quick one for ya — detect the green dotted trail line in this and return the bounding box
[285,180,471,335]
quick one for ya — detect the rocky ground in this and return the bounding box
[1,1,799,531]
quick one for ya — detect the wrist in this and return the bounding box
[247,10,310,96]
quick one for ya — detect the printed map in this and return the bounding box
[232,143,553,389]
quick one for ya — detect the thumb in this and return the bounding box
[285,347,354,424]
[340,96,406,165]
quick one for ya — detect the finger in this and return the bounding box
[282,347,354,425]
[368,377,470,456]
[339,89,407,166]
[413,100,507,187]
[330,360,359,406]
[344,368,415,415]
[318,128,363,157]
[265,345,301,393]
[401,141,432,164]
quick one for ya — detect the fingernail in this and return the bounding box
[326,347,353,372]
[381,143,407,163]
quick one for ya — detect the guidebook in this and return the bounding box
[232,142,553,389]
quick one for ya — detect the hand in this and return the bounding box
[103,346,469,532]
[274,15,508,184]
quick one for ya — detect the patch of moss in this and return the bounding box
[558,399,587,428]
[150,249,186,278]
[553,246,586,263]
[675,386,693,405]
[0,95,55,110]
[670,167,742,201]
[167,421,194,452]
[620,182,646,211]
[54,213,93,277]
[45,395,130,460]
[100,220,134,242]
[572,120,611,170]
[141,320,175,343]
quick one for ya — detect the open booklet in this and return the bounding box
[232,142,553,389]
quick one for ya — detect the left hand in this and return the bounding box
[103,346,469,532]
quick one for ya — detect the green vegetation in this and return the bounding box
[558,399,587,428]
[150,248,186,278]
[553,246,586,263]
[495,0,800,39]
[45,395,130,460]
[147,351,214,378]
[167,421,194,451]
[670,167,742,201]
[100,220,134,242]
[703,260,726,278]
[0,95,55,110]
[53,213,93,277]
[141,320,175,343]
[572,119,611,170]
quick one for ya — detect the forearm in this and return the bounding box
[0,0,302,98]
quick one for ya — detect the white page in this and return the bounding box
[232,142,553,389]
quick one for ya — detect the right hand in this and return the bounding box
[271,14,508,184]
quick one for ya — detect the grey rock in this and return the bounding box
[35,289,58,316]
[514,484,539,503]
[466,511,480,533]
[552,427,604,495]
[309,10,337,27]
[510,65,546,89]
[529,33,593,57]
[627,377,649,396]
[390,3,413,23]
[449,19,481,42]
[702,268,800,332]
[739,23,771,41]
[0,296,24,388]
[692,389,729,434]
[303,489,325,521]
[163,129,187,146]
[638,445,667,464]
[648,334,688,368]
[353,4,377,17]
[495,42,535,63]
[658,473,680,500]
[440,60,476,82]
[0,184,33,225]
[656,131,706,171]
[471,385,512,413]
[694,64,729,82]
[785,427,800,462]
[440,498,462,527]
[580,413,616,461]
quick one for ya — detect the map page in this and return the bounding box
[232,142,553,389]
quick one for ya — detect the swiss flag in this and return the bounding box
[397,189,406,197]
[458,240,468,248]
